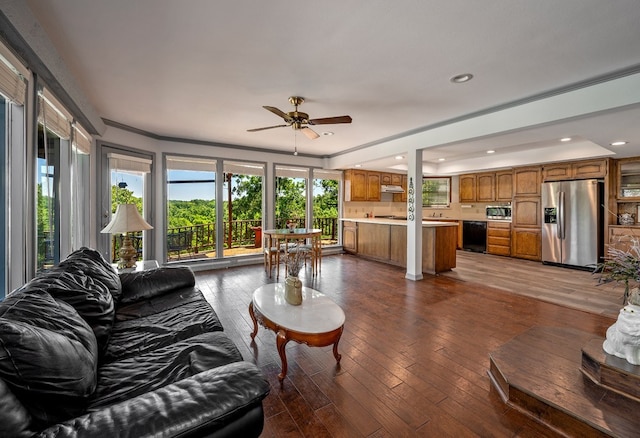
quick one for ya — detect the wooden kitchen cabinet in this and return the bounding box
[366,172,381,201]
[342,221,358,254]
[381,173,392,185]
[487,221,511,256]
[357,222,390,260]
[476,173,495,202]
[344,169,381,202]
[513,166,541,197]
[512,197,541,228]
[542,158,608,182]
[608,226,640,254]
[389,225,407,265]
[459,174,477,202]
[511,227,541,261]
[495,170,513,201]
[393,174,408,202]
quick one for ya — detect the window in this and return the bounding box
[275,165,308,228]
[313,169,341,247]
[166,156,216,261]
[105,150,153,263]
[422,177,451,207]
[71,124,91,251]
[222,161,264,258]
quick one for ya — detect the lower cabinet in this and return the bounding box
[487,221,511,256]
[357,223,390,260]
[511,227,541,261]
[608,226,640,254]
[342,222,358,254]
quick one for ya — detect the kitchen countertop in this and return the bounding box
[340,218,458,227]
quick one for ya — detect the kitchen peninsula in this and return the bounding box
[341,218,458,274]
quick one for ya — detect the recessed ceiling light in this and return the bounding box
[395,156,404,160]
[560,137,572,142]
[354,164,362,168]
[438,158,446,162]
[611,141,628,146]
[450,73,473,84]
[486,150,495,154]
[322,131,334,136]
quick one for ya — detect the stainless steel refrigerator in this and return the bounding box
[541,179,603,268]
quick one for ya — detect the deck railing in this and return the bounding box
[111,217,338,262]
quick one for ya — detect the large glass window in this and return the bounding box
[222,161,264,258]
[166,156,216,261]
[36,123,61,271]
[70,125,91,250]
[108,153,152,263]
[275,165,308,228]
[313,169,341,247]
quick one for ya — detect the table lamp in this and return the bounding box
[101,204,153,268]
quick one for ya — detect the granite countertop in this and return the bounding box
[340,218,459,226]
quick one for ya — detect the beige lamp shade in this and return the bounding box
[101,204,153,234]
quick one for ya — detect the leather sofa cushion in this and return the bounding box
[0,379,34,438]
[0,288,98,427]
[58,247,122,304]
[104,292,223,362]
[89,331,242,409]
[119,266,196,305]
[25,265,115,356]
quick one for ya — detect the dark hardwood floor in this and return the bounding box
[195,252,621,437]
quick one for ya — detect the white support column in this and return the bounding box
[405,148,423,281]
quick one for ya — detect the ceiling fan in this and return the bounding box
[247,96,352,140]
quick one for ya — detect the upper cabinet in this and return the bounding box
[617,158,640,200]
[542,158,608,182]
[476,173,495,202]
[459,174,477,203]
[495,170,513,201]
[513,166,541,197]
[345,169,406,202]
[459,171,512,203]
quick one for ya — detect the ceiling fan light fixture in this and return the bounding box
[450,73,473,84]
[611,141,628,146]
[322,131,334,136]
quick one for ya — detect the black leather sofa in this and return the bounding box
[0,248,269,438]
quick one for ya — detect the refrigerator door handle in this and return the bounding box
[558,191,565,240]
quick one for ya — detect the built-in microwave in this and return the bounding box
[486,205,512,220]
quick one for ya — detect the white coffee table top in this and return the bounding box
[252,283,345,334]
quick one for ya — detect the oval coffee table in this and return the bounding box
[249,283,345,381]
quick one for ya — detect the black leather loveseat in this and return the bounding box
[0,247,269,438]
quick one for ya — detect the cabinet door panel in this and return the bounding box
[476,173,495,202]
[495,171,513,201]
[459,174,476,202]
[511,228,541,261]
[542,164,571,182]
[573,159,607,179]
[514,167,541,197]
[366,172,381,201]
[512,197,541,228]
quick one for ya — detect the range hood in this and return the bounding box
[381,184,405,193]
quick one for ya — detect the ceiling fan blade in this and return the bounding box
[301,127,320,140]
[247,124,288,132]
[263,106,293,122]
[308,115,352,125]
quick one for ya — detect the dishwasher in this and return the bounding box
[462,221,487,253]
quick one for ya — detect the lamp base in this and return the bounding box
[118,234,138,269]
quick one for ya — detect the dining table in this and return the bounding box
[262,228,322,278]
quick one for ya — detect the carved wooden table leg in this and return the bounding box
[276,329,290,381]
[333,339,342,363]
[249,302,258,340]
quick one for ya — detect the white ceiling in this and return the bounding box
[22,0,640,173]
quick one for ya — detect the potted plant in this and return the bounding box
[595,240,640,305]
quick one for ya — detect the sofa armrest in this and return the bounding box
[35,362,270,438]
[118,266,195,304]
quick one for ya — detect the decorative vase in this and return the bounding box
[284,276,303,305]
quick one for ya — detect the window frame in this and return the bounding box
[422,176,452,208]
